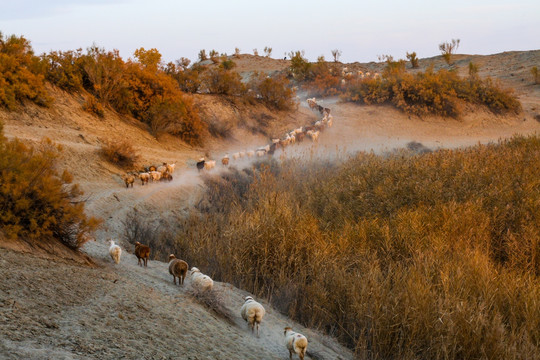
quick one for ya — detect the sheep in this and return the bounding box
[122,174,135,188]
[294,127,303,135]
[323,107,331,116]
[157,164,168,174]
[316,104,324,115]
[239,151,246,158]
[295,132,305,142]
[190,267,213,292]
[307,130,320,142]
[149,165,157,172]
[284,327,308,360]
[161,172,173,182]
[139,172,150,185]
[306,98,317,109]
[247,150,255,158]
[204,160,216,170]
[268,142,277,156]
[272,138,281,144]
[256,149,266,157]
[134,242,150,267]
[222,155,229,166]
[196,158,205,172]
[149,171,162,182]
[166,162,176,174]
[327,115,333,128]
[241,296,266,337]
[232,152,240,160]
[168,254,188,285]
[108,240,122,265]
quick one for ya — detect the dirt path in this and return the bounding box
[0,242,354,359]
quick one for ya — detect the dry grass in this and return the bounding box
[139,135,540,359]
[188,287,236,326]
[99,139,139,169]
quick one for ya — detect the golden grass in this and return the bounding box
[144,131,539,359]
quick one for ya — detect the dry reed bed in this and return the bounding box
[144,136,539,359]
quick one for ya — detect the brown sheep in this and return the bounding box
[134,242,150,267]
[168,254,188,285]
[122,174,135,188]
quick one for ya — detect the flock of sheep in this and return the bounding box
[119,98,332,186]
[196,98,333,172]
[107,240,308,359]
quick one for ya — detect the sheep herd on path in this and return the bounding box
[120,98,333,189]
[107,239,309,360]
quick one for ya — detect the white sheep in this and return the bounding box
[284,327,308,360]
[166,163,176,174]
[247,150,255,158]
[256,149,266,157]
[108,240,122,265]
[149,171,162,182]
[232,152,240,160]
[239,151,246,158]
[204,160,216,170]
[190,267,213,292]
[241,296,266,337]
[306,130,320,142]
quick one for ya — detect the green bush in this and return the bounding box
[0,124,100,248]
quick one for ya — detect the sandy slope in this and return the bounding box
[0,243,353,360]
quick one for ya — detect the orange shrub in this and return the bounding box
[0,32,52,110]
[99,139,139,168]
[249,72,296,110]
[0,125,100,248]
[42,49,84,91]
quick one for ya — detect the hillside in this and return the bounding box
[1,50,540,359]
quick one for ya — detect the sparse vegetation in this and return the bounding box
[0,124,100,248]
[100,139,140,168]
[406,51,419,68]
[253,49,258,56]
[468,61,479,79]
[263,46,272,57]
[146,135,540,359]
[439,38,460,64]
[532,66,539,84]
[198,49,208,62]
[82,94,105,118]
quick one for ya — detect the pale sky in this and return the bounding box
[1,0,539,64]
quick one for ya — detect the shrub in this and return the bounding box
[0,125,100,248]
[406,51,419,68]
[234,47,240,57]
[249,72,296,110]
[82,95,105,117]
[532,66,539,84]
[198,49,208,62]
[468,61,479,79]
[220,59,236,70]
[209,49,219,63]
[42,49,84,91]
[202,67,246,96]
[343,65,521,116]
[253,48,258,56]
[100,139,139,168]
[439,38,460,64]
[288,50,312,81]
[0,32,52,110]
[263,46,272,57]
[156,135,540,358]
